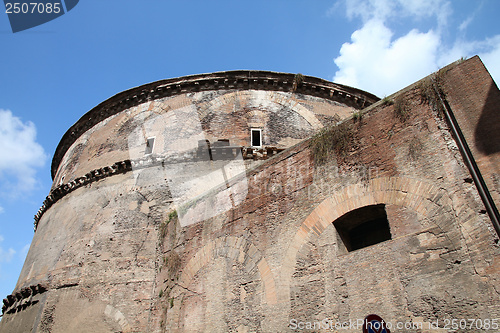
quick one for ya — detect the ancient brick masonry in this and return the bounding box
[1,60,499,332]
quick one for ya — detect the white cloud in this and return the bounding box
[0,248,16,263]
[343,0,451,25]
[344,0,395,22]
[433,36,500,84]
[458,2,483,33]
[19,243,30,261]
[0,206,3,214]
[476,36,500,85]
[334,19,440,96]
[333,0,500,97]
[0,235,16,264]
[0,109,47,196]
[398,0,451,29]
[458,15,473,32]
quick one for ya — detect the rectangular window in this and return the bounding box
[145,137,155,155]
[251,129,262,148]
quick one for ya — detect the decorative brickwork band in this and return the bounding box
[1,283,47,316]
[34,160,132,230]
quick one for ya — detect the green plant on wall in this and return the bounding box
[310,121,355,165]
[159,209,178,241]
[158,250,182,326]
[352,111,362,122]
[292,73,304,92]
[381,96,394,106]
[418,70,446,117]
[168,210,178,221]
[394,94,410,122]
[157,209,181,327]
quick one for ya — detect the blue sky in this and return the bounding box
[0,0,499,303]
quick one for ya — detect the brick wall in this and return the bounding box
[441,55,500,207]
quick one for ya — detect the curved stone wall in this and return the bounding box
[40,74,378,232]
[2,60,500,332]
[51,70,379,180]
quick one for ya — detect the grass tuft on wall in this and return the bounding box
[310,121,355,165]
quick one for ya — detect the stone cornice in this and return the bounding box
[2,283,47,316]
[51,70,379,179]
[35,160,132,231]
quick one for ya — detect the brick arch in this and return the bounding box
[53,301,132,332]
[277,176,466,303]
[103,304,132,332]
[166,235,277,330]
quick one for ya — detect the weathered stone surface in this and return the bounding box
[2,61,499,332]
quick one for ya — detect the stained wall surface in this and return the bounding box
[440,56,500,208]
[1,62,499,333]
[51,90,356,188]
